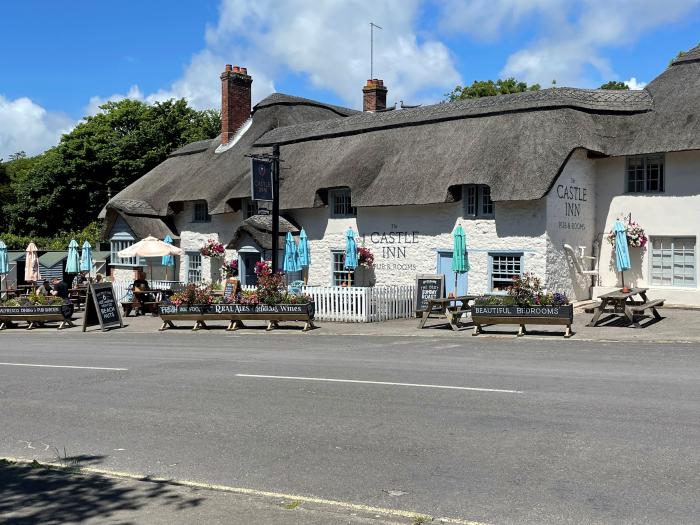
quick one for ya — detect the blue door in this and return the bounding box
[437,251,468,297]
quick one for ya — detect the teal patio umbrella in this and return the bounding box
[161,235,175,280]
[80,240,93,273]
[0,240,8,295]
[343,228,358,286]
[451,225,469,295]
[298,228,310,284]
[614,220,631,288]
[283,232,301,278]
[66,239,80,274]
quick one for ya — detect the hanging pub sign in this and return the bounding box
[251,158,274,201]
[82,282,124,332]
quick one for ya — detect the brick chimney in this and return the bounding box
[220,64,252,145]
[363,79,387,112]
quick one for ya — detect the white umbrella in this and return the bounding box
[118,236,183,280]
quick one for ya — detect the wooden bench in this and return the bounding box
[628,298,664,326]
[121,302,134,317]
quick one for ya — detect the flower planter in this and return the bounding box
[0,304,75,330]
[470,304,573,338]
[158,302,315,332]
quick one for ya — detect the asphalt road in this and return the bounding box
[0,331,699,524]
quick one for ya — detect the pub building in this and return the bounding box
[101,45,700,306]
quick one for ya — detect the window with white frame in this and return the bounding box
[330,189,356,218]
[187,252,203,282]
[110,239,140,266]
[626,155,665,193]
[490,253,523,292]
[650,237,696,287]
[192,201,211,222]
[331,250,354,286]
[463,185,494,218]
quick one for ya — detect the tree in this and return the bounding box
[1,98,220,237]
[600,81,629,90]
[8,151,26,161]
[445,78,541,101]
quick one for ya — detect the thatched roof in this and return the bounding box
[104,44,700,217]
[228,214,299,250]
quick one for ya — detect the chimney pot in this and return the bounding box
[221,64,253,145]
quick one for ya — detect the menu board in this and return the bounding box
[415,274,445,315]
[223,278,240,301]
[82,283,123,332]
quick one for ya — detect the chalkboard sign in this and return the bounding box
[415,274,445,315]
[82,283,123,332]
[251,158,273,201]
[223,278,240,301]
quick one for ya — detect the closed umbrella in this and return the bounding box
[24,242,41,282]
[118,235,184,281]
[451,225,469,296]
[0,240,8,295]
[283,232,301,276]
[343,228,358,287]
[161,235,175,280]
[80,241,93,273]
[298,228,311,285]
[614,220,631,288]
[66,239,80,274]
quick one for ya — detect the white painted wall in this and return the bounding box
[545,149,597,301]
[289,198,548,295]
[594,150,700,305]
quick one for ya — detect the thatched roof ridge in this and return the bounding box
[672,44,700,65]
[257,87,652,146]
[104,93,356,218]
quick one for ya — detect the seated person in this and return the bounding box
[36,280,52,296]
[94,273,104,283]
[71,271,88,288]
[132,270,153,314]
[50,277,69,300]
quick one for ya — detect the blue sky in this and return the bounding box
[1,0,699,158]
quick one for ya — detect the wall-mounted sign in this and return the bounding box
[251,159,273,201]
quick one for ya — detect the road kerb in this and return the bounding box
[1,457,490,525]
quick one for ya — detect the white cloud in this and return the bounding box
[440,0,700,87]
[624,77,647,90]
[85,85,145,115]
[0,95,74,159]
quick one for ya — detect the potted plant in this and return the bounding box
[355,247,376,287]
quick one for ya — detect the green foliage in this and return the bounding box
[600,81,629,90]
[0,220,102,250]
[1,98,220,237]
[445,78,540,101]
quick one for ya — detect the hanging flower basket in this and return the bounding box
[357,247,375,268]
[607,216,648,248]
[200,239,225,258]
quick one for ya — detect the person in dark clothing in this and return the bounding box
[50,277,69,299]
[36,280,52,296]
[132,269,153,315]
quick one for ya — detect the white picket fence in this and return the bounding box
[109,280,415,323]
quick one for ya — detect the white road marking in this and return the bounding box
[236,374,522,394]
[0,362,127,371]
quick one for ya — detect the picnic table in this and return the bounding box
[587,287,665,328]
[69,287,88,311]
[123,289,164,317]
[418,295,477,331]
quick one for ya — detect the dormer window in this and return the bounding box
[463,185,494,218]
[193,201,211,223]
[330,188,357,218]
[243,199,259,219]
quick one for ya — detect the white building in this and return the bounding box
[102,45,700,305]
